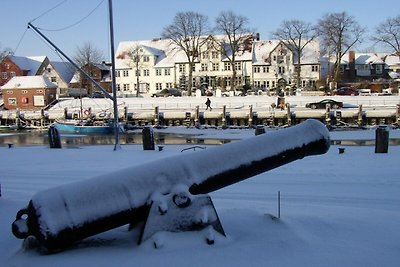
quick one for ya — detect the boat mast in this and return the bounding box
[108,0,121,151]
[27,0,121,150]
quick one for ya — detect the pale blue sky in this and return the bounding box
[1,0,398,60]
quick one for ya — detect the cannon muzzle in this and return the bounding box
[12,119,330,251]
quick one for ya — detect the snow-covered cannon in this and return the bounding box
[12,119,330,252]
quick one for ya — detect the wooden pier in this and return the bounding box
[1,100,399,129]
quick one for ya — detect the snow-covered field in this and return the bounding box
[1,125,400,267]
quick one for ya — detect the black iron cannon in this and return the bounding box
[12,119,330,252]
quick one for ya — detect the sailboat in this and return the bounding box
[28,1,121,146]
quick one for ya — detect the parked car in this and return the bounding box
[152,88,182,97]
[91,91,106,98]
[305,99,343,109]
[335,87,359,96]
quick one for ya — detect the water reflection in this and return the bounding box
[1,130,400,147]
[0,130,233,147]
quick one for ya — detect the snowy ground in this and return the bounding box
[1,125,400,267]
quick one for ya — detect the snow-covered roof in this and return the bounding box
[341,53,387,65]
[1,76,57,89]
[252,40,320,65]
[8,55,48,75]
[48,61,76,83]
[252,40,281,65]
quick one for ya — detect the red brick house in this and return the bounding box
[69,62,112,94]
[0,55,49,86]
[1,76,57,110]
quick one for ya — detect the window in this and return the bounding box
[164,68,171,76]
[192,65,196,72]
[202,51,209,59]
[311,65,319,72]
[10,71,16,78]
[179,64,185,72]
[115,70,120,77]
[201,63,208,72]
[21,90,28,94]
[224,63,231,71]
[135,70,140,76]
[254,66,260,73]
[212,63,219,71]
[156,69,162,76]
[375,65,383,74]
[211,51,219,59]
[156,83,162,90]
[47,68,51,72]
[143,56,150,62]
[8,98,17,105]
[123,70,129,77]
[116,84,121,91]
[7,90,13,94]
[123,84,130,91]
[51,77,57,82]
[2,72,7,80]
[166,82,173,88]
[278,66,285,74]
[143,69,150,76]
[234,62,241,71]
[36,90,44,93]
[263,67,269,73]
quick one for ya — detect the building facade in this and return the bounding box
[0,55,49,86]
[114,36,321,96]
[1,76,57,110]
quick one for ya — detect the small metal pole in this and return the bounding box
[278,190,281,219]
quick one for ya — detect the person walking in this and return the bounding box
[205,97,212,111]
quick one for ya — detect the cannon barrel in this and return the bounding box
[12,119,330,251]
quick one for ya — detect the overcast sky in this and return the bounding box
[1,0,398,60]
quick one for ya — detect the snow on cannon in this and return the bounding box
[12,119,330,252]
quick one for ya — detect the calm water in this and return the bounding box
[0,130,233,148]
[1,129,399,148]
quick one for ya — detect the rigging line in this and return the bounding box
[29,0,67,24]
[13,28,28,54]
[36,0,105,32]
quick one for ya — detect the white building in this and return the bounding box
[114,36,321,96]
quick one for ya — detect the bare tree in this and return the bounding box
[73,42,105,93]
[273,20,316,89]
[214,11,253,92]
[316,12,365,85]
[74,42,105,67]
[127,45,145,97]
[372,15,400,57]
[162,11,209,96]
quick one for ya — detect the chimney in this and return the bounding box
[348,51,356,81]
[255,33,260,41]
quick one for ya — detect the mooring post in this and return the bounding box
[64,107,68,119]
[40,108,45,127]
[124,106,128,122]
[286,103,291,126]
[154,106,159,127]
[142,125,155,150]
[222,105,227,128]
[195,105,200,127]
[375,125,389,153]
[248,105,253,127]
[48,125,62,149]
[325,104,331,126]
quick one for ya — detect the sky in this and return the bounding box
[1,0,399,61]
